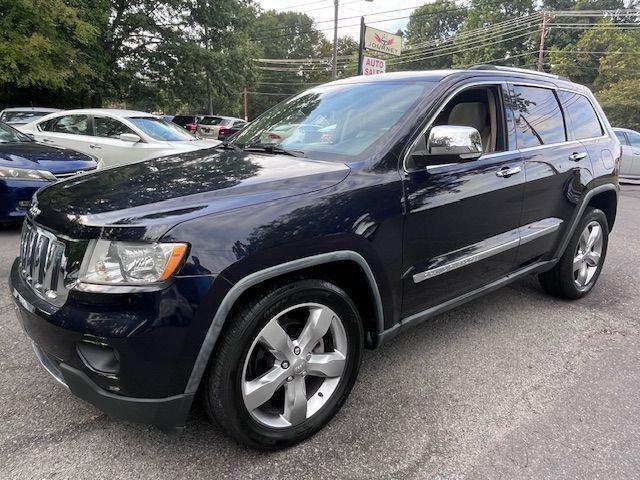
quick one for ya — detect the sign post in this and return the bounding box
[357,23,402,76]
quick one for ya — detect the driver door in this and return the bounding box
[401,82,525,317]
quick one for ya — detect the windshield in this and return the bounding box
[0,111,50,124]
[127,117,197,141]
[200,116,225,126]
[232,82,434,159]
[0,122,32,143]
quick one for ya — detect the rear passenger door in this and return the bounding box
[509,83,591,267]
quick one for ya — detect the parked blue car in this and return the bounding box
[0,122,97,223]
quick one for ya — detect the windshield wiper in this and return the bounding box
[241,142,305,157]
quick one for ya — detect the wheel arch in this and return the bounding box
[586,188,617,231]
[554,183,618,258]
[184,251,384,395]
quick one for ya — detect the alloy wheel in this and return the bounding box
[241,303,348,428]
[573,220,603,288]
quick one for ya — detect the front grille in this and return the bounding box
[19,220,68,307]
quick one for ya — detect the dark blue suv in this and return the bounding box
[9,67,619,449]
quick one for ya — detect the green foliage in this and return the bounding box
[0,0,98,105]
[597,79,640,129]
[403,0,467,70]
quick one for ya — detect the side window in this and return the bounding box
[39,119,55,132]
[94,116,134,139]
[48,115,90,135]
[511,85,566,148]
[615,131,629,145]
[558,91,603,140]
[627,131,640,148]
[233,121,246,128]
[406,85,506,170]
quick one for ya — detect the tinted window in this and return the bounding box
[45,115,90,135]
[558,91,603,140]
[512,86,566,148]
[627,131,640,148]
[615,131,628,145]
[172,115,197,127]
[94,116,135,138]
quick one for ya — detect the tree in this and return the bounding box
[0,0,97,106]
[452,0,537,68]
[597,79,640,129]
[402,0,467,70]
[549,19,640,90]
[248,10,357,119]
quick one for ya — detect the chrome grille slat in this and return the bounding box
[18,220,69,307]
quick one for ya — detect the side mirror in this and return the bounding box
[427,125,482,160]
[119,133,141,143]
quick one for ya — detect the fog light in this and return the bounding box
[76,341,120,375]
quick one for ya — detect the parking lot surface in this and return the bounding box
[1,186,639,480]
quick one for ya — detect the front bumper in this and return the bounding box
[30,341,193,429]
[9,258,216,429]
[0,179,46,221]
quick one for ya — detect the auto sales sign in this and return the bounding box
[364,26,402,56]
[362,56,386,76]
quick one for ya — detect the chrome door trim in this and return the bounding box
[412,218,563,284]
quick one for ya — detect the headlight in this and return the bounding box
[79,240,188,285]
[0,166,56,181]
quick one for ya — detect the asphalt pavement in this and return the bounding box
[1,186,639,479]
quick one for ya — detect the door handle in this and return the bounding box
[495,166,522,178]
[568,152,587,161]
[89,144,102,150]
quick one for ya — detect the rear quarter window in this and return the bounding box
[511,85,566,148]
[558,91,603,140]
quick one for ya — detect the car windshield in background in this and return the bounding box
[0,122,32,143]
[127,117,196,141]
[200,117,224,126]
[0,111,49,124]
[232,82,434,159]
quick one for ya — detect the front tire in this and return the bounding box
[203,279,363,449]
[538,207,609,299]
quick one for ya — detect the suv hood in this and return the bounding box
[33,148,350,238]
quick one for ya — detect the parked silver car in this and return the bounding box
[614,127,640,183]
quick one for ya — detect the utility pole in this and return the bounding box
[357,16,365,75]
[537,12,549,72]
[332,0,339,80]
[243,88,248,121]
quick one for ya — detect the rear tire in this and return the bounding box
[203,279,363,450]
[538,207,608,299]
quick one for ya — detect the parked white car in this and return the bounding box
[614,127,640,183]
[18,109,221,168]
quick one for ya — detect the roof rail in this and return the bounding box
[468,64,569,82]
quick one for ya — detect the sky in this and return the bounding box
[256,0,426,41]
